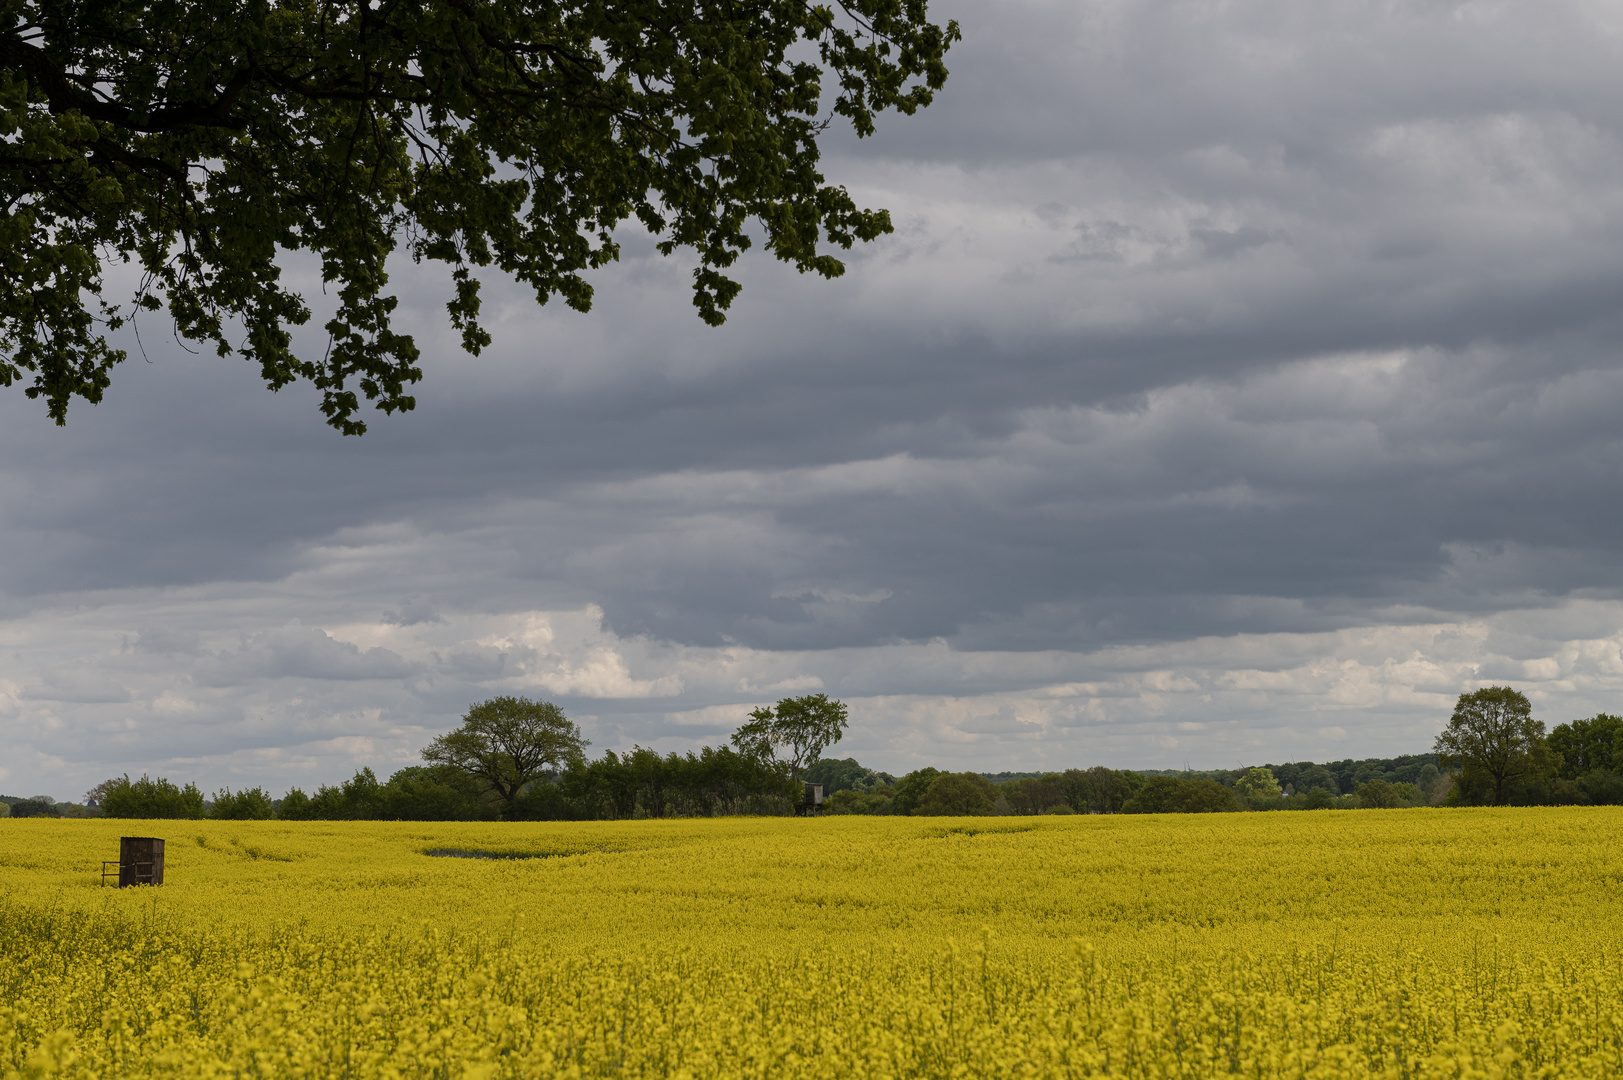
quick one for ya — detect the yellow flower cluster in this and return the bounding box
[2,809,1620,1078]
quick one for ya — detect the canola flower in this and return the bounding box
[1,809,1621,1078]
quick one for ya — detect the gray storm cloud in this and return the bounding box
[4,0,1623,797]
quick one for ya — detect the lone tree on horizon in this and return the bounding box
[423,696,587,814]
[732,692,848,781]
[0,0,958,433]
[1433,686,1548,806]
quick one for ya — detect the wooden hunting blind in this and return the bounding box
[799,783,824,815]
[103,837,165,887]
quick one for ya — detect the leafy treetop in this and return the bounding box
[1547,714,1622,779]
[1433,686,1548,806]
[0,0,958,433]
[913,771,995,816]
[1234,767,1281,800]
[98,772,207,818]
[423,695,588,811]
[732,692,848,781]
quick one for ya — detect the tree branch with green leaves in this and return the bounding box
[0,0,959,432]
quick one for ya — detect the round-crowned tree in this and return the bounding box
[423,696,587,817]
[1235,767,1282,800]
[1433,686,1547,806]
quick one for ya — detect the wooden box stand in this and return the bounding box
[110,837,165,887]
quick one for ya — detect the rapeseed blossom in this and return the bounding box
[2,810,1620,1077]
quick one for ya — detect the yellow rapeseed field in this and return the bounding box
[2,809,1621,1078]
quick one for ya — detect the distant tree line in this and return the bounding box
[807,688,1619,815]
[807,759,1435,816]
[0,794,99,819]
[270,747,800,822]
[14,685,1619,821]
[64,693,846,822]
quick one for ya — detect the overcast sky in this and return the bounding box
[7,0,1623,800]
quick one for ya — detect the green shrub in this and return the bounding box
[386,766,498,821]
[209,786,275,820]
[824,789,894,815]
[100,775,205,819]
[277,788,313,819]
[8,798,59,819]
[1122,776,1241,814]
[888,769,944,816]
[913,773,998,816]
[802,758,897,795]
[1300,787,1336,810]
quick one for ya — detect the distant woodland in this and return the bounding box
[6,688,1618,821]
